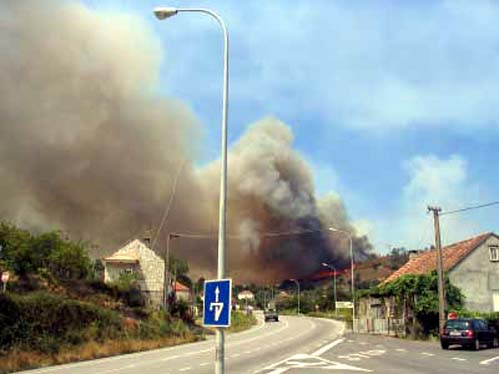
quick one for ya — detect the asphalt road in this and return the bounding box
[260,331,499,373]
[17,312,344,374]
[19,314,497,373]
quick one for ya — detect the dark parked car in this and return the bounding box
[440,318,498,350]
[264,308,279,322]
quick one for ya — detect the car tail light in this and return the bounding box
[463,330,474,337]
[442,329,449,335]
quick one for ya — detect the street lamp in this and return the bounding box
[290,279,300,315]
[154,7,229,374]
[328,227,355,330]
[321,262,337,317]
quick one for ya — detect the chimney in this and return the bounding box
[408,250,419,260]
[143,230,152,248]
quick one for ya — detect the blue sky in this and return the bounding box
[81,0,499,252]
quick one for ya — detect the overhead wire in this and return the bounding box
[440,200,499,216]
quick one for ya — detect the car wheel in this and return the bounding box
[441,342,449,350]
[473,339,480,351]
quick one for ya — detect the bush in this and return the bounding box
[0,292,123,353]
[228,311,257,333]
[106,273,145,308]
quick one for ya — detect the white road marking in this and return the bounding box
[261,353,372,373]
[359,342,368,345]
[179,367,191,372]
[97,364,136,374]
[395,348,407,352]
[421,352,435,356]
[361,350,386,357]
[161,355,180,361]
[451,357,467,362]
[199,362,210,366]
[244,350,252,354]
[480,356,499,365]
[267,369,289,374]
[312,338,345,356]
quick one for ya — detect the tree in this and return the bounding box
[0,222,91,280]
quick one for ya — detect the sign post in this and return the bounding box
[203,279,232,328]
[335,301,354,309]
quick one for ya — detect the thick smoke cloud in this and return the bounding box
[0,0,371,282]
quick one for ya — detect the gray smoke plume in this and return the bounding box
[0,0,371,283]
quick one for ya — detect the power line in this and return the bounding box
[151,161,185,251]
[168,227,330,240]
[440,200,499,216]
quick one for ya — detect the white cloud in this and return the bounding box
[371,154,492,251]
[218,0,499,131]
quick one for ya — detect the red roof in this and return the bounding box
[383,232,495,284]
[174,282,189,292]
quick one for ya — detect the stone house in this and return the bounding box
[103,239,165,307]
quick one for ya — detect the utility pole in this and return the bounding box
[428,206,446,333]
[164,233,180,312]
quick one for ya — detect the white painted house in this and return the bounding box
[103,239,165,307]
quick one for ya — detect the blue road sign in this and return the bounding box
[203,278,232,327]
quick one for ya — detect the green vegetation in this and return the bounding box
[227,311,258,333]
[359,271,464,336]
[0,223,204,373]
[0,223,91,280]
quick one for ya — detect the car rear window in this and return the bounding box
[445,320,470,329]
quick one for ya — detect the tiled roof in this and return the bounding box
[383,232,494,284]
[174,282,189,292]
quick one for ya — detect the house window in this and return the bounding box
[490,246,499,262]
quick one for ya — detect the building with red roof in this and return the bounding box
[383,232,499,313]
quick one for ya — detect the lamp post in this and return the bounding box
[321,262,337,317]
[328,227,355,330]
[290,279,300,315]
[154,7,229,374]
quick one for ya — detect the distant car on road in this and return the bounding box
[264,308,279,322]
[440,318,498,350]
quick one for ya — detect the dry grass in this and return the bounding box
[0,335,201,374]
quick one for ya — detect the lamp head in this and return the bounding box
[154,7,178,20]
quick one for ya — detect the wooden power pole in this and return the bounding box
[428,206,446,333]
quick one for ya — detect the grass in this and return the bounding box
[0,335,202,374]
[227,311,257,333]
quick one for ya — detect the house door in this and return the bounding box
[493,292,499,312]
